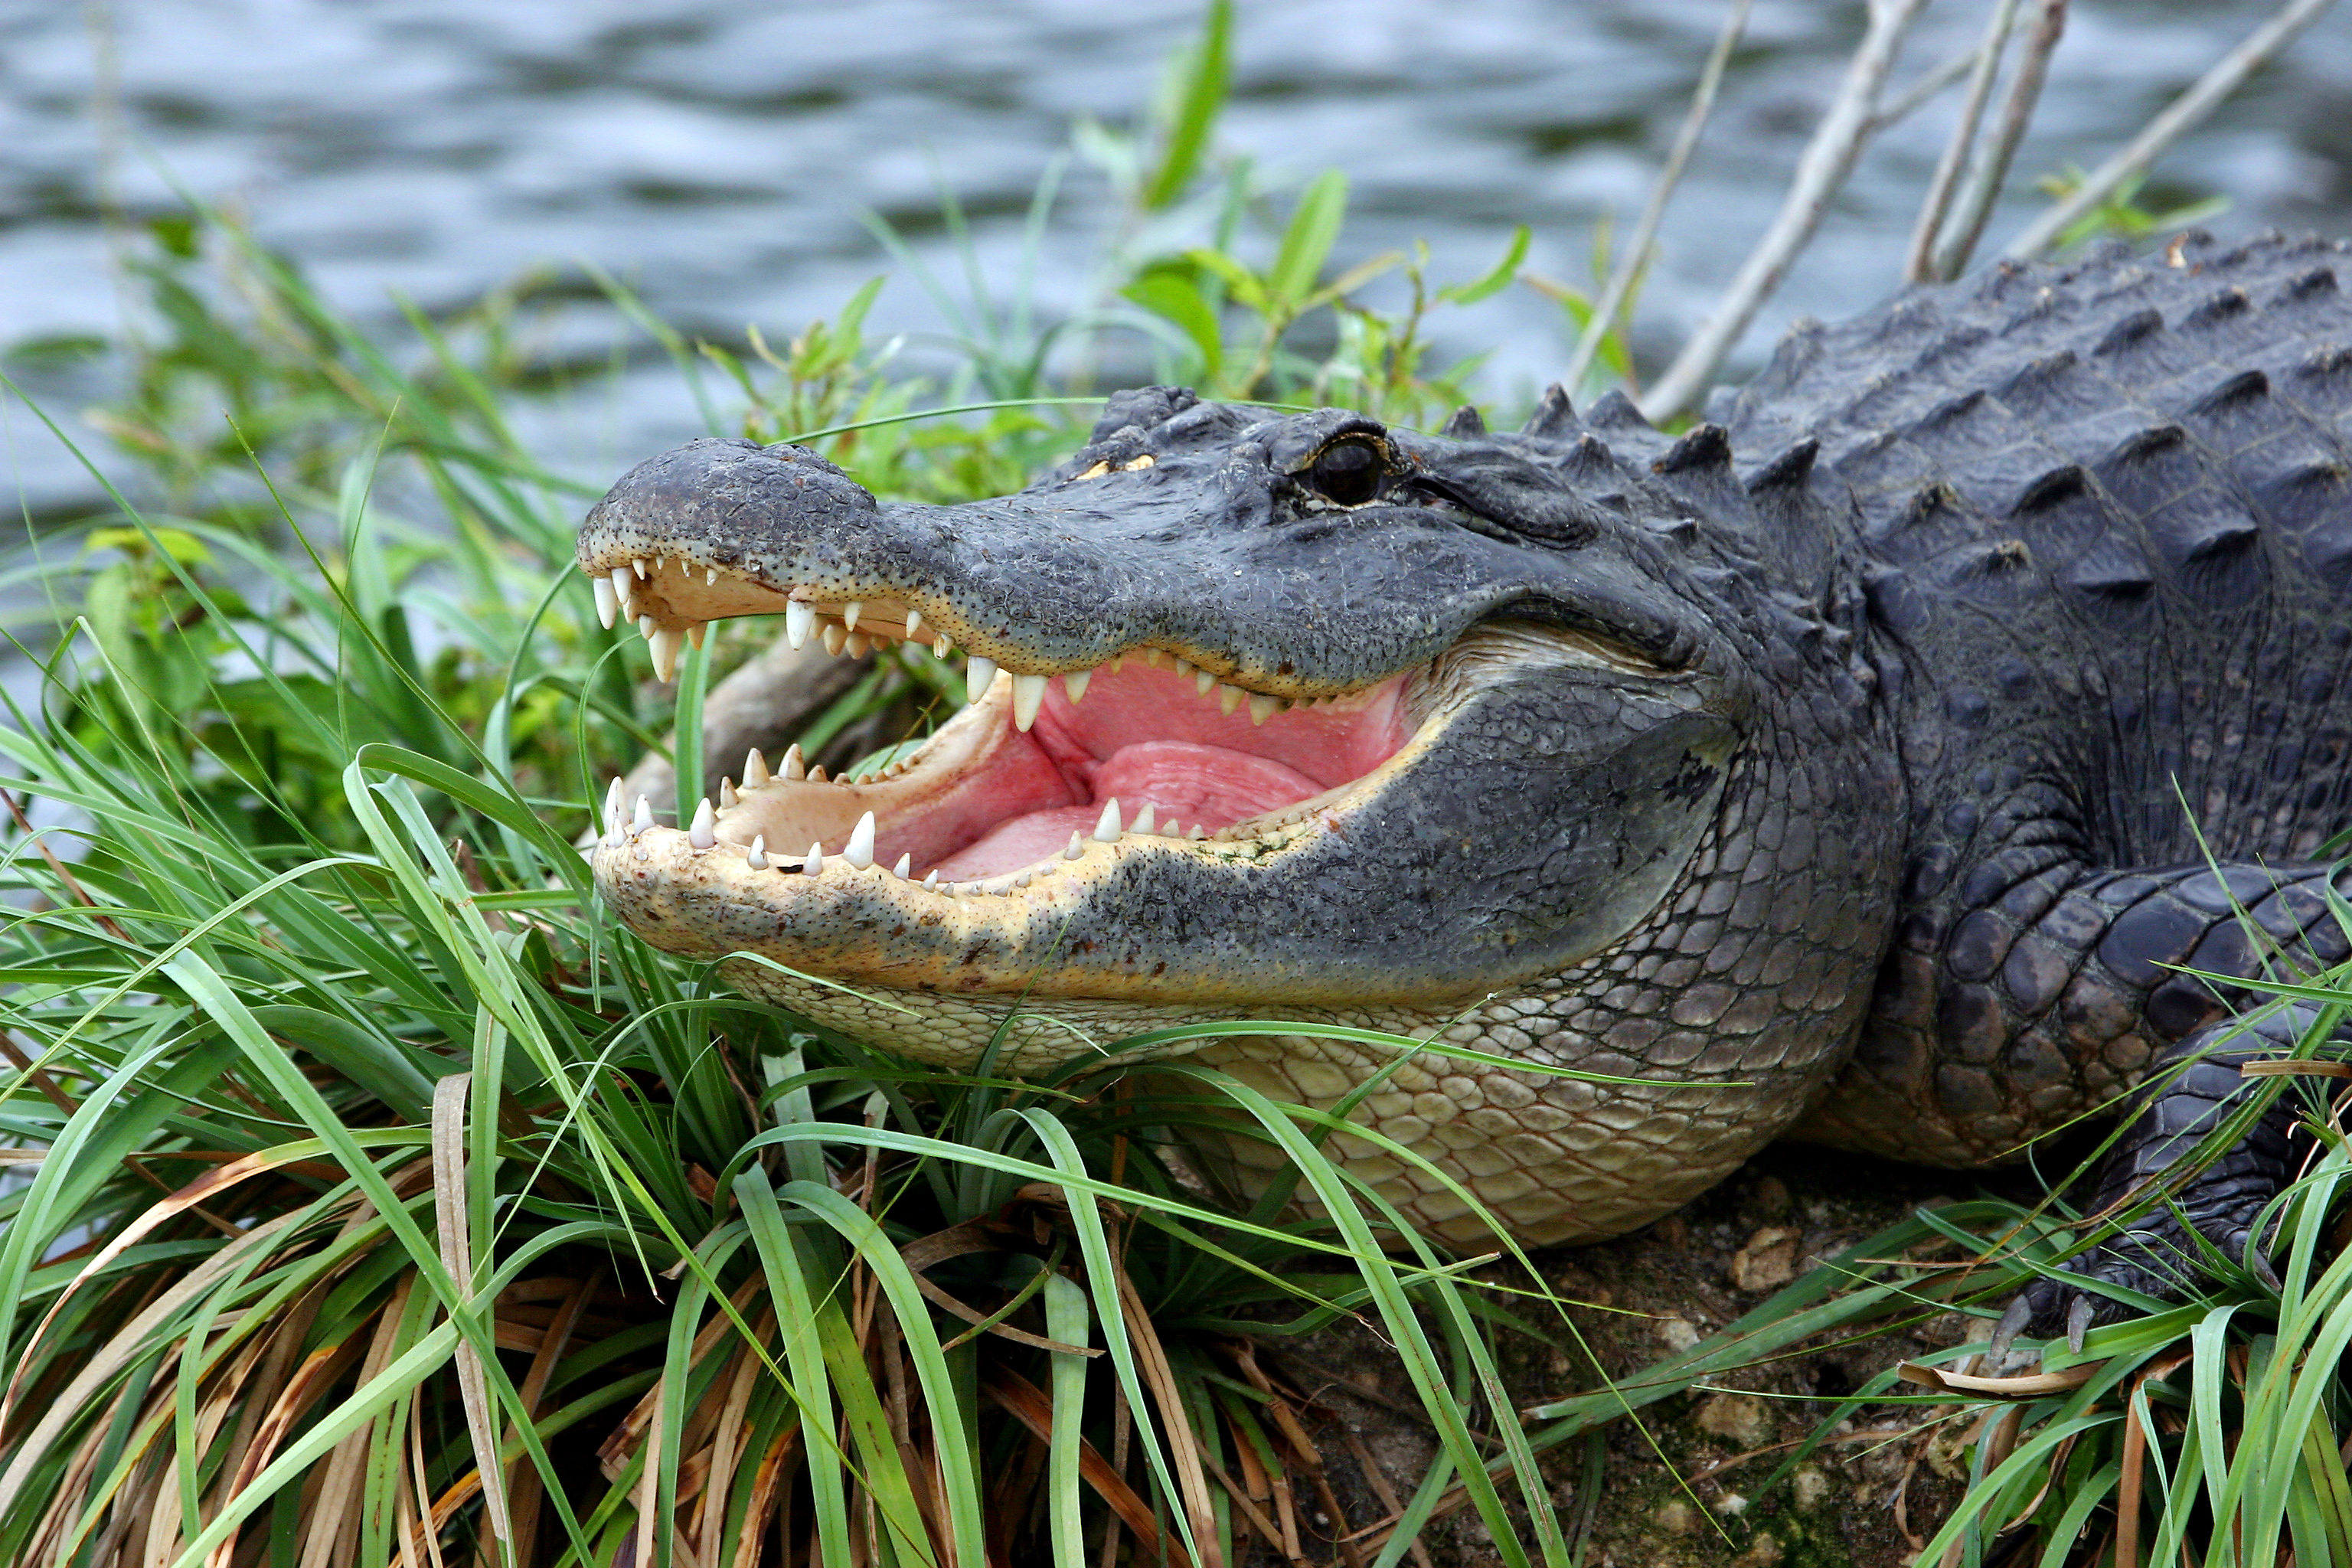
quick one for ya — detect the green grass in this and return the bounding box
[3,8,2350,1565]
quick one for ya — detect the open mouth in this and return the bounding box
[589,557,1419,893]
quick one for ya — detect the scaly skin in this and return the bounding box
[580,232,2352,1273]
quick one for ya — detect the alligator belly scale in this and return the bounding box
[580,233,2352,1260]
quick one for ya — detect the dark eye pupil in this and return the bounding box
[1311,440,1382,505]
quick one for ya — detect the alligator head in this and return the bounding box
[580,386,1905,1243]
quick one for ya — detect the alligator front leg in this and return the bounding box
[1808,861,2350,1160]
[2004,1002,2337,1348]
[1802,861,2350,1282]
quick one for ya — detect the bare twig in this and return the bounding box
[2002,0,2338,260]
[0,1032,78,1117]
[1872,43,1987,131]
[1903,0,2024,283]
[1562,0,1753,392]
[1929,0,2068,279]
[1641,0,1935,423]
[2,791,129,943]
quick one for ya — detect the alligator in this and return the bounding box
[578,232,2352,1337]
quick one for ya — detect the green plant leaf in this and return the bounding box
[1269,171,1348,310]
[1439,224,1531,305]
[1122,266,1225,381]
[1142,0,1233,211]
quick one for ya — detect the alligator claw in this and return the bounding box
[2251,1250,2284,1294]
[1988,1293,2034,1359]
[2066,1292,2095,1355]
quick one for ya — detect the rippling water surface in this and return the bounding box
[3,0,2350,508]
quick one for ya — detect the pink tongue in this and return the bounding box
[929,740,1325,880]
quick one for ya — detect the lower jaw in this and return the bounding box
[587,704,1463,1021]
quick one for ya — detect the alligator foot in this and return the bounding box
[1993,1009,2323,1356]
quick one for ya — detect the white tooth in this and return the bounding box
[1250,693,1278,726]
[748,835,768,870]
[844,812,875,869]
[786,600,815,650]
[805,842,825,874]
[1109,654,1126,673]
[593,575,619,629]
[610,565,636,616]
[744,748,770,787]
[782,744,806,781]
[1218,683,1244,716]
[1063,668,1092,704]
[602,777,624,842]
[842,600,862,632]
[706,566,718,585]
[933,635,952,658]
[1170,657,1192,678]
[892,852,911,878]
[655,556,667,570]
[1188,824,1207,839]
[808,764,828,783]
[652,628,683,681]
[633,560,648,579]
[1011,673,1047,731]
[687,621,707,649]
[966,655,998,704]
[923,870,939,890]
[639,614,656,641]
[1195,670,1216,696]
[904,608,923,641]
[632,795,654,836]
[1132,802,1156,835]
[1064,831,1086,861]
[844,632,870,658]
[1093,799,1122,843]
[718,779,737,808]
[821,622,847,657]
[689,798,716,849]
[1014,871,1033,888]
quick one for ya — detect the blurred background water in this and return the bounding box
[3,0,2350,517]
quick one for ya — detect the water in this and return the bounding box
[4,0,2350,513]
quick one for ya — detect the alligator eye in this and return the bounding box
[1306,439,1384,505]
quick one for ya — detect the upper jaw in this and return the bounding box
[575,433,1704,694]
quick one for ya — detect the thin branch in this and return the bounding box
[1563,0,1753,393]
[1929,0,2068,279]
[1641,0,1935,423]
[1872,43,1988,132]
[2002,0,2339,260]
[1903,0,2024,283]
